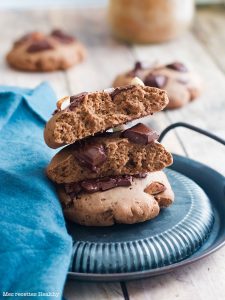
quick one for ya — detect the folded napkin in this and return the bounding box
[0,83,72,299]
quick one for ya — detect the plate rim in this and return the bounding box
[67,241,225,281]
[67,154,225,282]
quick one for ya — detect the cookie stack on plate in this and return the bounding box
[44,79,174,226]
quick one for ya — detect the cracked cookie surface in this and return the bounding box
[44,84,169,148]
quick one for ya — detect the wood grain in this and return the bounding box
[64,281,124,300]
[194,5,225,73]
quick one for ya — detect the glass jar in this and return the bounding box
[108,0,195,43]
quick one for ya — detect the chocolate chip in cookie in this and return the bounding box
[144,73,168,88]
[122,123,158,145]
[26,40,54,53]
[75,144,107,172]
[166,62,188,72]
[69,92,88,110]
[109,85,135,100]
[51,29,75,44]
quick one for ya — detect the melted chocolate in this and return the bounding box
[64,174,133,196]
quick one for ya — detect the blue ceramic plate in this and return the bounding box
[67,154,225,281]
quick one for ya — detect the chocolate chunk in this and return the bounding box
[144,73,167,88]
[166,62,188,72]
[116,175,133,187]
[52,109,59,115]
[122,123,158,145]
[65,175,133,195]
[98,178,118,191]
[75,144,107,172]
[135,61,142,69]
[110,85,135,99]
[51,29,75,44]
[80,180,100,193]
[128,61,143,77]
[26,40,54,53]
[133,61,143,73]
[69,92,88,110]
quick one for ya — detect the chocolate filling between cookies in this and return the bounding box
[63,123,161,199]
[65,174,138,197]
[73,123,159,172]
[63,175,166,205]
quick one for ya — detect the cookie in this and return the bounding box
[46,123,173,184]
[6,29,86,71]
[58,171,174,226]
[44,84,169,148]
[113,61,202,109]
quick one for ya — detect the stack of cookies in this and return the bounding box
[44,79,174,226]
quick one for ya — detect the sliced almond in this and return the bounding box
[103,87,115,93]
[144,181,166,195]
[56,96,70,111]
[130,77,145,86]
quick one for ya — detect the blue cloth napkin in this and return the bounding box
[0,83,72,299]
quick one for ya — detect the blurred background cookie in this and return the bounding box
[113,61,203,109]
[6,29,86,72]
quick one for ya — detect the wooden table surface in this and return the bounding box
[1,5,225,300]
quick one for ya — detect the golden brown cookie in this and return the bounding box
[6,29,86,72]
[113,61,202,109]
[44,84,169,148]
[46,124,173,184]
[58,171,174,226]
